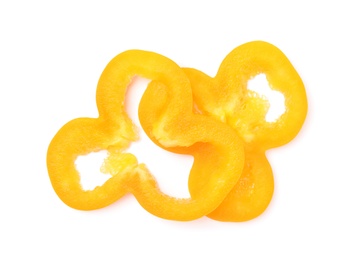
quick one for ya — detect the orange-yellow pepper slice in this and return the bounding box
[182,41,307,221]
[47,50,245,221]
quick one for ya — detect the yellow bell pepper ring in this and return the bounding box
[183,41,307,221]
[184,40,307,150]
[47,50,245,221]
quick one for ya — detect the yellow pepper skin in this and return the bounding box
[182,41,307,221]
[206,150,274,221]
[47,50,245,221]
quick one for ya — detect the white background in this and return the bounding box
[1,1,350,259]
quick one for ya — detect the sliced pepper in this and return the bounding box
[47,50,245,221]
[182,41,307,221]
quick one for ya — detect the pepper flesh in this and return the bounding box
[47,50,245,221]
[182,41,307,221]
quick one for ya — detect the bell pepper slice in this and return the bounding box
[184,41,307,150]
[47,50,245,221]
[181,41,307,221]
